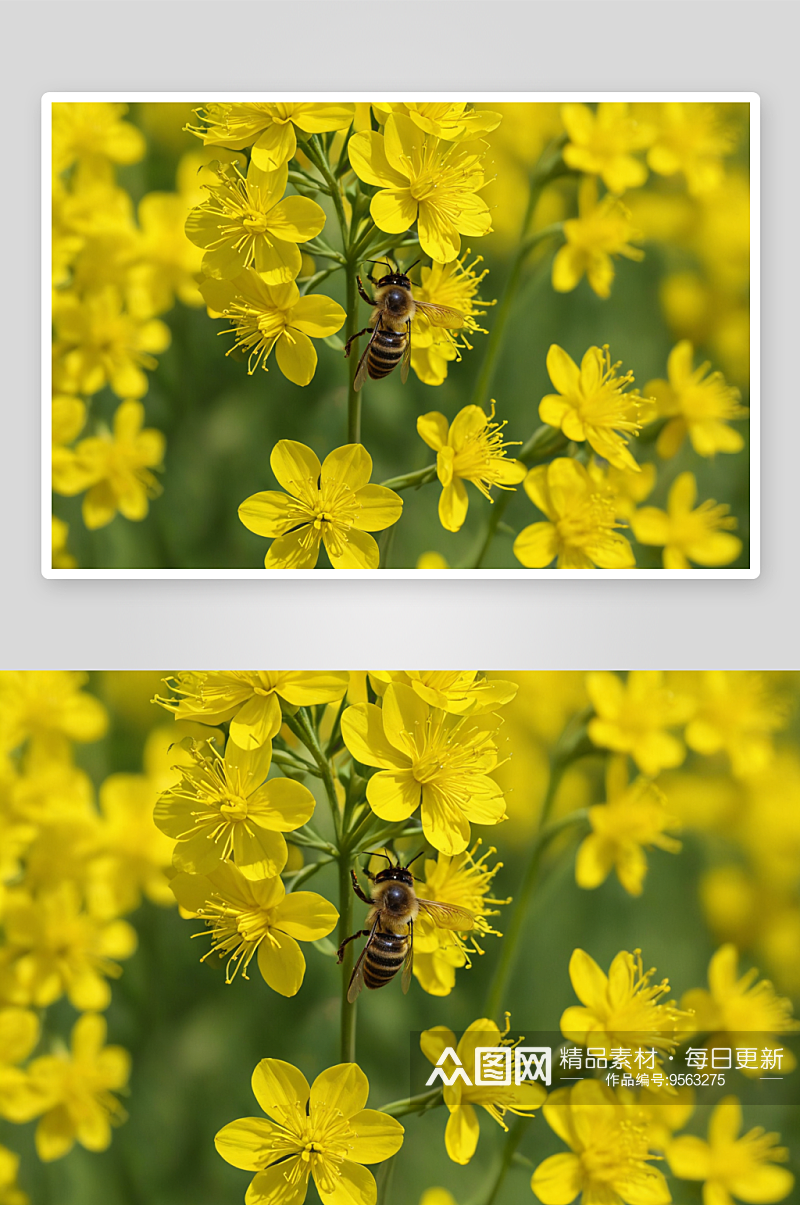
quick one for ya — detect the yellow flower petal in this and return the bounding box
[276,330,317,386]
[272,892,338,941]
[214,1116,279,1171]
[514,523,559,569]
[366,770,421,821]
[291,294,347,337]
[310,1063,369,1120]
[370,187,418,234]
[351,485,403,533]
[417,411,450,452]
[270,440,321,502]
[348,130,407,189]
[251,1058,310,1120]
[341,703,409,770]
[531,1152,583,1205]
[256,930,305,996]
[321,444,373,492]
[445,1103,480,1165]
[347,1110,405,1163]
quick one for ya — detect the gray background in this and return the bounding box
[8,1,794,668]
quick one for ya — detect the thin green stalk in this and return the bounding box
[380,464,437,491]
[339,844,357,1063]
[484,796,589,1022]
[284,711,342,844]
[475,1118,528,1205]
[345,262,361,443]
[379,1086,443,1118]
[284,855,334,890]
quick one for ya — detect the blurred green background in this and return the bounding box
[52,103,751,570]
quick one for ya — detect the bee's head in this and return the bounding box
[367,259,419,290]
[374,865,414,886]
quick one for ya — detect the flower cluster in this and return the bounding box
[0,671,186,1177]
[50,103,211,557]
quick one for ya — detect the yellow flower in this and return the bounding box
[587,670,695,775]
[85,725,185,919]
[171,862,338,995]
[52,287,170,399]
[341,683,507,855]
[0,882,136,1010]
[53,400,165,530]
[52,101,145,176]
[514,459,635,570]
[683,672,789,778]
[575,756,681,896]
[0,1145,29,1205]
[420,1192,458,1205]
[412,843,507,996]
[189,102,355,170]
[199,269,345,385]
[349,114,492,262]
[369,672,518,717]
[215,1058,403,1204]
[154,738,315,879]
[588,457,657,521]
[126,185,206,318]
[186,159,326,283]
[158,671,349,749]
[539,344,654,472]
[531,1079,671,1205]
[631,473,742,569]
[647,102,737,196]
[374,102,502,142]
[646,341,748,458]
[667,1096,793,1205]
[421,1018,546,1164]
[409,252,492,386]
[552,176,644,298]
[239,441,403,569]
[561,947,691,1060]
[417,403,526,533]
[26,1013,130,1162]
[0,1008,40,1122]
[681,945,799,1076]
[51,516,76,569]
[0,671,107,756]
[562,102,653,194]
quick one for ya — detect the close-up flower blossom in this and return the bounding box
[341,682,507,854]
[646,340,748,458]
[25,1013,130,1162]
[214,1058,404,1204]
[575,756,681,896]
[681,671,790,778]
[562,101,653,193]
[158,670,349,748]
[409,252,493,386]
[538,344,654,472]
[646,102,738,195]
[417,403,526,533]
[239,440,403,568]
[348,114,493,262]
[153,738,316,879]
[631,472,742,569]
[171,863,338,995]
[514,458,635,569]
[667,1097,794,1205]
[188,102,356,169]
[421,1018,546,1164]
[185,160,326,283]
[587,670,695,775]
[552,176,644,299]
[199,270,346,384]
[531,1078,671,1205]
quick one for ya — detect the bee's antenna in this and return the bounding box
[365,259,394,274]
[366,850,393,866]
[404,849,426,871]
[404,259,421,274]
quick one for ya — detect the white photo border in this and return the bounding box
[42,91,760,580]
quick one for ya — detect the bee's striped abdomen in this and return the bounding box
[363,929,408,990]
[367,329,407,380]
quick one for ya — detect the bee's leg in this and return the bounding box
[357,276,374,304]
[336,929,370,964]
[350,869,373,904]
[344,326,372,358]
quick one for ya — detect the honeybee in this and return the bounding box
[344,261,465,391]
[337,850,475,1002]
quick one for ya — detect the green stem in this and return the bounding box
[345,262,361,444]
[476,1118,528,1205]
[284,711,342,844]
[484,793,589,1021]
[379,1086,444,1118]
[284,855,333,890]
[339,844,357,1063]
[380,464,437,491]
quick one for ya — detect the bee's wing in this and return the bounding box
[416,898,475,931]
[401,918,414,994]
[414,301,466,330]
[400,320,411,384]
[347,915,380,1002]
[354,322,381,393]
